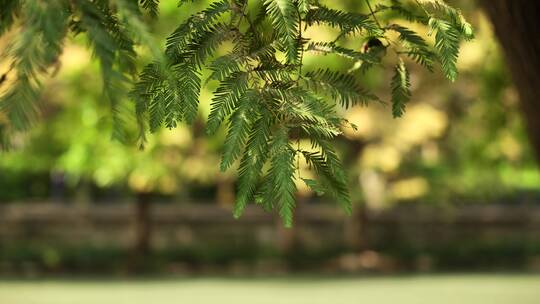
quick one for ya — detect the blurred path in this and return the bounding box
[0,274,539,304]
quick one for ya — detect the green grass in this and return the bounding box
[1,274,539,304]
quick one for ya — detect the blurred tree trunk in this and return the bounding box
[481,1,540,161]
[134,192,152,257]
[344,202,368,250]
[341,139,369,251]
[216,176,235,208]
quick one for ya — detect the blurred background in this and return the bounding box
[1,0,540,303]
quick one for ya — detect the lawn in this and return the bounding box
[1,274,539,304]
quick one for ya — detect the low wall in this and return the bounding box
[1,202,540,272]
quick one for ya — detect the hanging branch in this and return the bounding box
[0,0,473,226]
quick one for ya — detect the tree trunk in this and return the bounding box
[134,192,152,257]
[339,138,369,251]
[216,176,235,208]
[481,1,540,160]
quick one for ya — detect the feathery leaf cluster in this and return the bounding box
[0,0,472,226]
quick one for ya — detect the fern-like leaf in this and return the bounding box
[0,0,69,131]
[429,18,460,81]
[306,5,381,37]
[389,24,436,71]
[234,110,272,218]
[165,0,230,58]
[301,178,325,196]
[264,0,299,63]
[220,90,256,171]
[207,54,242,83]
[207,71,249,134]
[391,59,411,118]
[304,69,379,108]
[302,140,351,214]
[267,128,297,227]
[0,0,20,34]
[140,0,159,17]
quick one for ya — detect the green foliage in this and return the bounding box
[0,0,472,225]
[1,0,69,131]
[266,128,297,227]
[305,4,381,37]
[391,59,411,118]
[264,0,299,63]
[220,89,255,171]
[140,0,160,18]
[302,140,351,213]
[389,24,435,71]
[429,17,460,81]
[0,0,21,35]
[233,110,272,217]
[304,69,378,109]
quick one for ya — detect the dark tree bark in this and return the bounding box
[134,192,152,257]
[481,1,540,160]
[340,139,369,251]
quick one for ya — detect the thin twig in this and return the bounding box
[414,0,432,18]
[296,138,302,180]
[365,0,382,29]
[297,8,304,81]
